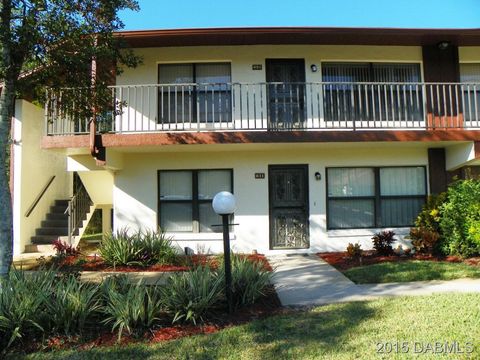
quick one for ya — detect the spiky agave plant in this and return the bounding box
[219,254,273,309]
[46,275,101,335]
[161,266,223,325]
[101,276,163,341]
[0,269,57,350]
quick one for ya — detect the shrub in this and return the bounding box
[141,229,179,265]
[223,254,272,309]
[439,179,480,257]
[346,243,363,260]
[0,270,56,350]
[372,231,396,256]
[408,227,440,255]
[414,193,446,233]
[99,228,178,267]
[101,276,164,340]
[46,275,100,335]
[161,266,222,325]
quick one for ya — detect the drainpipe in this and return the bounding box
[88,37,106,166]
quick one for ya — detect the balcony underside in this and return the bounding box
[42,129,480,149]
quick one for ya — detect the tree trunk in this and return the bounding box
[0,78,15,278]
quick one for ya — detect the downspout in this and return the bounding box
[89,37,106,166]
[9,95,15,204]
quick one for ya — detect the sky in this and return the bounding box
[119,0,480,31]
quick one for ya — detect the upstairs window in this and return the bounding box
[460,63,480,123]
[158,63,232,125]
[321,62,422,124]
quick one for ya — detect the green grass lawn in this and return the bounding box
[12,293,480,360]
[343,260,480,284]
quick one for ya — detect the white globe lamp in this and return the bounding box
[212,191,236,215]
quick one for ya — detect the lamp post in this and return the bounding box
[212,191,236,313]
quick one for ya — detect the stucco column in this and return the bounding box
[101,206,112,235]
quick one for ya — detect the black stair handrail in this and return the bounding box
[65,180,92,244]
[25,176,56,218]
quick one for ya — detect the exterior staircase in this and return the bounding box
[25,198,95,253]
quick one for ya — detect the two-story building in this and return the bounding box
[12,27,480,256]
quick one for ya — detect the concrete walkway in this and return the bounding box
[268,254,480,307]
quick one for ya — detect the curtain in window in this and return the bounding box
[460,63,480,123]
[322,63,422,123]
[379,167,426,196]
[327,168,375,229]
[159,171,193,232]
[327,168,375,197]
[327,167,426,229]
[159,170,232,233]
[158,63,231,125]
[379,167,426,227]
[329,199,375,228]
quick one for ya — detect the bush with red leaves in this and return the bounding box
[52,239,80,256]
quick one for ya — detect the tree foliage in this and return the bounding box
[0,0,141,276]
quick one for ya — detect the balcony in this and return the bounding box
[45,82,480,136]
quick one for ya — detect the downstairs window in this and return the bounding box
[326,166,426,229]
[158,169,233,233]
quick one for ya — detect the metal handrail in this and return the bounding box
[65,183,92,244]
[25,176,56,218]
[45,82,480,136]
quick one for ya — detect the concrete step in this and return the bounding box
[46,213,68,220]
[24,244,55,253]
[41,219,68,228]
[31,235,58,245]
[36,227,68,236]
[50,205,68,214]
[55,199,70,206]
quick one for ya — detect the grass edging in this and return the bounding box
[342,260,480,284]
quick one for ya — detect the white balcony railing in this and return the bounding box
[45,82,480,135]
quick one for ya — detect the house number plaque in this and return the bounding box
[255,173,265,179]
[252,64,262,70]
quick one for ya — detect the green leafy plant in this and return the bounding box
[414,193,446,232]
[0,269,56,350]
[408,227,440,255]
[101,276,164,341]
[346,243,363,260]
[141,229,179,265]
[372,231,396,256]
[99,228,178,267]
[161,266,223,325]
[439,179,480,257]
[222,254,273,309]
[46,275,100,336]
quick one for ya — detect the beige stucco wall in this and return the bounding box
[113,144,429,254]
[459,47,480,62]
[117,44,480,87]
[118,45,424,86]
[12,100,72,255]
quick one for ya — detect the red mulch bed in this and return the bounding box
[55,253,273,273]
[317,251,477,271]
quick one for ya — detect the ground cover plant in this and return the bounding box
[1,253,274,356]
[7,293,480,359]
[98,229,179,267]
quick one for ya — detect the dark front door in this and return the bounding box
[266,59,306,129]
[269,165,309,249]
